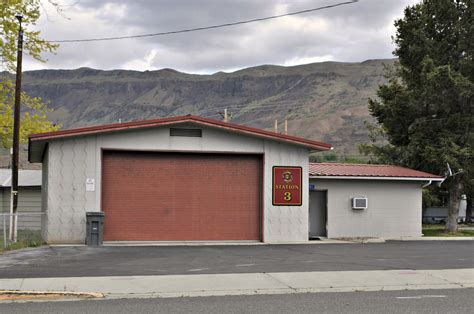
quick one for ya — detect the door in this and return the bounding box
[309,190,327,237]
[102,151,262,241]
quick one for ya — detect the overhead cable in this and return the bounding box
[48,1,358,43]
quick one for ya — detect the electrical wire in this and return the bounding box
[189,101,346,116]
[48,0,358,43]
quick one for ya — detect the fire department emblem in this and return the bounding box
[282,171,293,183]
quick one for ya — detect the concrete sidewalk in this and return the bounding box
[398,237,474,241]
[1,268,473,299]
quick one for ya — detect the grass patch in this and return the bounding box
[0,230,44,253]
[422,224,474,237]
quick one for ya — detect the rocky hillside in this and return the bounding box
[5,59,394,155]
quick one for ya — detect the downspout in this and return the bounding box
[422,177,446,188]
[421,180,432,188]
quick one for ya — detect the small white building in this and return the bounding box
[308,163,443,239]
[28,115,443,244]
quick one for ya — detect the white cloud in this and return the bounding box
[121,48,158,71]
[22,0,420,73]
[284,55,334,67]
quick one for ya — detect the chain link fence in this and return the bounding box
[1,212,44,249]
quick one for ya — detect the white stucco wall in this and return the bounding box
[41,148,49,240]
[42,124,309,243]
[309,179,423,239]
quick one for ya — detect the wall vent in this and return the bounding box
[352,197,368,210]
[170,128,202,137]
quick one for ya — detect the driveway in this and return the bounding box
[0,241,473,279]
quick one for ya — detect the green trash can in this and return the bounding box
[86,212,105,246]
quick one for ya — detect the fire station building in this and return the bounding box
[28,115,443,244]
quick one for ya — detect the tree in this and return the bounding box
[0,0,60,147]
[0,77,58,147]
[360,0,473,232]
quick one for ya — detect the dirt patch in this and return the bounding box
[0,290,104,301]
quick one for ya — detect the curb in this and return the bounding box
[0,246,48,255]
[393,237,474,241]
[103,283,474,299]
[52,240,355,247]
[42,237,474,249]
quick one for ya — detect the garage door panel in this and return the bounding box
[102,152,262,241]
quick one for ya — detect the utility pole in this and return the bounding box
[284,119,288,135]
[10,13,24,242]
[274,119,278,133]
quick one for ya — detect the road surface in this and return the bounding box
[1,241,473,278]
[1,288,472,314]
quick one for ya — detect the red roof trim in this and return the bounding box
[309,162,443,179]
[29,115,332,150]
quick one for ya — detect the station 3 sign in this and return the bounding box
[272,166,302,206]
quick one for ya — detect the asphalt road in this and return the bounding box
[1,241,473,278]
[2,289,472,313]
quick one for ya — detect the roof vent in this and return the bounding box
[170,128,202,137]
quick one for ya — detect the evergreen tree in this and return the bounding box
[361,0,473,232]
[0,0,61,147]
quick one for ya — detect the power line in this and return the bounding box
[193,102,329,116]
[176,103,317,116]
[144,95,349,116]
[194,100,318,112]
[48,1,358,43]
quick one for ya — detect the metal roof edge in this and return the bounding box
[309,175,445,181]
[28,116,332,163]
[28,115,332,150]
[1,176,11,187]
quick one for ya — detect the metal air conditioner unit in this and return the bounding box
[352,197,368,210]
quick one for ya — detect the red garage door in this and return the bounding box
[102,151,262,241]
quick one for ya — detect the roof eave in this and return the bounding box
[28,116,332,161]
[29,138,47,163]
[309,175,445,181]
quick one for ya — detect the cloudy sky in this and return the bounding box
[23,0,419,74]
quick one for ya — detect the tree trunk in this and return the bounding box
[445,177,463,232]
[466,194,472,224]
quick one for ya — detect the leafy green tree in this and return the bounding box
[0,78,58,147]
[0,0,60,148]
[360,0,473,232]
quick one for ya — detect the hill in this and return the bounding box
[4,59,394,156]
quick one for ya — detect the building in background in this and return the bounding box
[423,194,468,224]
[0,169,42,230]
